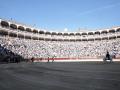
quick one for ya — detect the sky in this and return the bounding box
[0,0,120,32]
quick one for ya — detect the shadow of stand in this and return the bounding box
[0,44,25,64]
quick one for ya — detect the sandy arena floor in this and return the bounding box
[0,61,120,90]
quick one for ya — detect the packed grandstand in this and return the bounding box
[0,18,120,61]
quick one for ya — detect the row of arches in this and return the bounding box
[0,29,119,42]
[0,20,120,36]
[0,20,38,33]
[38,29,120,36]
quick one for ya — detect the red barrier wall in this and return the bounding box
[29,57,101,61]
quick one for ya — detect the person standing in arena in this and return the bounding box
[52,56,54,62]
[106,51,110,59]
[47,57,50,63]
[31,57,34,62]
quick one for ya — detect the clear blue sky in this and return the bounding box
[0,0,120,32]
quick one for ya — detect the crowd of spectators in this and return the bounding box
[0,35,120,59]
